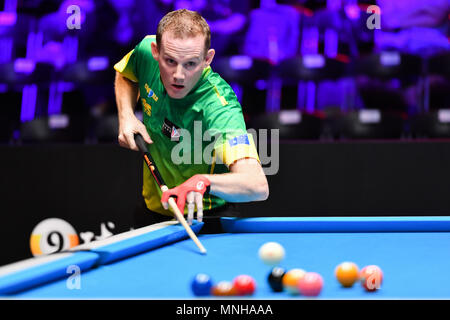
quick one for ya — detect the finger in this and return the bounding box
[140,129,153,144]
[194,192,204,223]
[126,133,138,151]
[187,191,195,225]
[118,133,127,148]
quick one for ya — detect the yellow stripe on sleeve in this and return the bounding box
[113,50,138,82]
[215,133,260,167]
[212,85,228,106]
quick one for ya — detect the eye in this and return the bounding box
[166,58,176,65]
[185,61,197,68]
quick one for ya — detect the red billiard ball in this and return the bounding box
[298,272,324,297]
[232,275,256,296]
[360,265,383,292]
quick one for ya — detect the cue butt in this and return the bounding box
[135,133,207,254]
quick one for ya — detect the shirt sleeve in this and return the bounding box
[204,92,260,167]
[113,35,156,82]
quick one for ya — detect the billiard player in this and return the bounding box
[113,9,269,229]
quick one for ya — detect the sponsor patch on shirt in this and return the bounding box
[228,134,250,147]
[145,83,158,102]
[162,118,181,142]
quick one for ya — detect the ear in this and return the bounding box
[151,41,160,61]
[204,48,215,67]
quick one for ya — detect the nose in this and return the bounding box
[173,64,185,83]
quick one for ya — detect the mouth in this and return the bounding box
[172,84,185,91]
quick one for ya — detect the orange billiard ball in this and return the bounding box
[211,281,237,296]
[360,265,383,292]
[282,268,306,295]
[335,262,359,288]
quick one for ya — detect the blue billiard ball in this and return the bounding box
[191,273,213,296]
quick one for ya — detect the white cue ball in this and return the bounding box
[258,242,285,266]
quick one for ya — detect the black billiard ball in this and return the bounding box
[268,267,286,292]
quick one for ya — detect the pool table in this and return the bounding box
[1,216,450,299]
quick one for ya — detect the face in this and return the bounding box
[151,31,215,99]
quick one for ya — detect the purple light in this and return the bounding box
[63,36,78,64]
[48,82,75,115]
[305,81,316,113]
[48,83,61,115]
[344,4,360,20]
[135,111,143,122]
[0,38,13,63]
[279,110,302,125]
[4,0,18,12]
[0,12,16,26]
[359,109,381,123]
[87,56,109,71]
[380,51,401,66]
[14,58,35,74]
[324,29,338,58]
[266,78,281,113]
[229,56,252,70]
[438,109,450,123]
[48,114,69,129]
[255,79,267,90]
[303,54,325,69]
[26,32,43,60]
[230,83,243,103]
[20,84,37,122]
[327,0,342,10]
[301,27,319,55]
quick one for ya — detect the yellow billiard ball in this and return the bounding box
[335,262,359,287]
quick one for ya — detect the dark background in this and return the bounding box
[0,0,449,265]
[3,140,450,265]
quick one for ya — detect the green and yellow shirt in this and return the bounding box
[114,35,260,216]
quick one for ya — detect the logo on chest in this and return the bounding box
[142,84,159,117]
[162,118,181,142]
[145,83,158,102]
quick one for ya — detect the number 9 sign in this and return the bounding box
[30,218,79,256]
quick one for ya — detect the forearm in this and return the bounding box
[114,72,139,119]
[114,72,152,148]
[204,168,269,203]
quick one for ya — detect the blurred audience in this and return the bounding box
[244,0,300,64]
[157,0,251,57]
[376,0,450,57]
[0,0,448,144]
[357,0,450,114]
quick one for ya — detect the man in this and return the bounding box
[114,9,269,228]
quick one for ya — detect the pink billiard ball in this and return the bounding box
[360,265,383,292]
[298,272,324,297]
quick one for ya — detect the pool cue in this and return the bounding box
[134,133,207,254]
